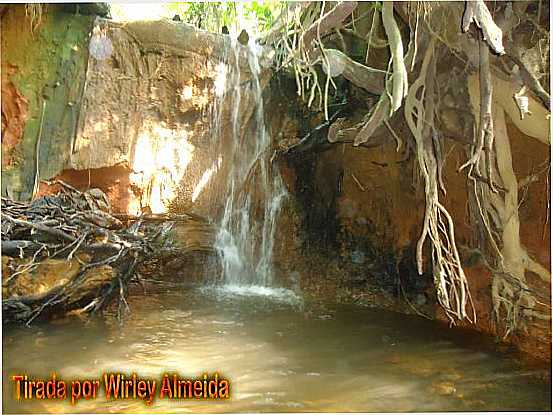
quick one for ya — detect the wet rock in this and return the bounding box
[289,271,302,293]
[350,250,365,264]
[441,370,462,381]
[415,293,427,306]
[355,216,368,226]
[237,29,249,45]
[430,381,457,396]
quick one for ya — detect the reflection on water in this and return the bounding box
[3,282,551,413]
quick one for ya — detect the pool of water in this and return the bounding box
[3,281,551,413]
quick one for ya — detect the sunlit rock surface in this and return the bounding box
[2,7,269,219]
[1,4,550,363]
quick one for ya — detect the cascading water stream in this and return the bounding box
[213,38,287,289]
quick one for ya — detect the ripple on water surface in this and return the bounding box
[2,284,551,413]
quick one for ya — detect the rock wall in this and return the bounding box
[1,5,94,199]
[2,7,269,221]
[2,4,550,363]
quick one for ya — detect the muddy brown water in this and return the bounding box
[3,281,551,413]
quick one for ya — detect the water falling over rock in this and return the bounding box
[214,39,287,288]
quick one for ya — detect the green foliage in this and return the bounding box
[241,1,281,32]
[164,2,281,34]
[164,2,235,32]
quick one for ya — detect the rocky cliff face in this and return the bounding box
[2,5,550,363]
[1,5,93,199]
[2,6,268,221]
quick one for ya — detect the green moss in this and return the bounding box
[1,5,94,199]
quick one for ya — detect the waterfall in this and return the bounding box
[213,38,287,288]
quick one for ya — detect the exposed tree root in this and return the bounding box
[269,1,550,332]
[381,1,408,113]
[1,185,173,325]
[301,1,358,55]
[461,0,505,55]
[321,48,385,94]
[456,0,551,336]
[459,38,496,197]
[353,1,408,147]
[405,38,474,323]
[468,101,551,337]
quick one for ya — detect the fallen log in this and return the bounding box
[1,241,44,257]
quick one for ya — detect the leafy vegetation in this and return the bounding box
[165,2,282,35]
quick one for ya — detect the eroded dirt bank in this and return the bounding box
[263,74,550,363]
[1,4,550,365]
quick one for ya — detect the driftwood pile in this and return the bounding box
[1,182,173,325]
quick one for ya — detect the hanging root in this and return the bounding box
[457,0,551,335]
[353,1,409,147]
[270,3,358,119]
[468,102,551,337]
[459,38,497,194]
[405,37,474,324]
[381,1,408,113]
[460,2,551,335]
[492,271,550,339]
[461,0,505,55]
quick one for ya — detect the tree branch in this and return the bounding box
[321,48,385,95]
[302,1,358,53]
